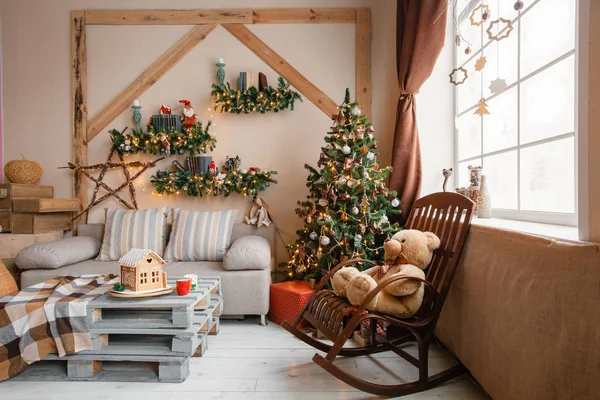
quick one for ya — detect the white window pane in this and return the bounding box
[520,138,575,213]
[487,0,518,23]
[483,151,518,210]
[521,0,575,76]
[483,87,517,153]
[457,19,482,66]
[457,67,481,113]
[458,160,482,189]
[456,113,481,160]
[483,22,518,97]
[520,55,575,144]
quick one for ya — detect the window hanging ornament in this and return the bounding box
[489,78,508,95]
[487,18,514,41]
[469,4,491,26]
[60,149,164,223]
[474,98,491,116]
[474,55,487,71]
[449,67,468,86]
[514,1,525,11]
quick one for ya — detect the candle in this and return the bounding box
[218,58,224,64]
[132,99,140,107]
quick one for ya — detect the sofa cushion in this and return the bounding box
[98,207,170,261]
[164,209,237,262]
[223,235,271,271]
[16,236,101,270]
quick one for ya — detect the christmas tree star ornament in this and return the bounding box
[475,56,488,71]
[469,3,491,26]
[449,67,468,86]
[489,78,508,95]
[487,18,514,41]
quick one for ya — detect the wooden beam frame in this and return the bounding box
[71,8,371,225]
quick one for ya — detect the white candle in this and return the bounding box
[218,58,224,64]
[132,99,140,107]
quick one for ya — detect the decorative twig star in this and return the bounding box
[489,78,508,95]
[475,56,487,71]
[487,18,514,41]
[61,150,164,222]
[449,67,468,86]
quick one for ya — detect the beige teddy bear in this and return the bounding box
[332,229,441,318]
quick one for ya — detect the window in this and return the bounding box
[454,0,576,225]
[140,271,148,284]
[151,270,159,283]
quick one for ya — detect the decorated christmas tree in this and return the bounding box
[279,89,402,281]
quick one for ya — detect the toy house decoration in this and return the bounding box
[118,248,167,292]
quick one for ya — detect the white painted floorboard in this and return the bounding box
[0,317,489,400]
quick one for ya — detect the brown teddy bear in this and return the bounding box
[331,229,440,318]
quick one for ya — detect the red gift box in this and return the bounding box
[268,281,314,327]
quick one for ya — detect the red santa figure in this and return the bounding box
[159,104,172,115]
[179,99,198,129]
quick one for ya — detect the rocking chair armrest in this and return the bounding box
[290,258,376,327]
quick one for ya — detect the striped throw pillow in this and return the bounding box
[164,209,238,262]
[97,207,170,261]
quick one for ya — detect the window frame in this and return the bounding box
[453,0,578,226]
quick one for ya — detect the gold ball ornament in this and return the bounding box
[4,154,43,184]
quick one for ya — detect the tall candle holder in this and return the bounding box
[131,102,142,131]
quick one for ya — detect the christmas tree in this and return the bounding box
[474,97,490,116]
[279,89,402,281]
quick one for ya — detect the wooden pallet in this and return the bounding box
[18,276,223,382]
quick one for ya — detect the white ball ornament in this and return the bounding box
[354,234,362,242]
[351,106,361,116]
[391,198,400,208]
[381,215,389,224]
[366,152,375,160]
[318,198,328,207]
[338,176,347,186]
[347,180,355,188]
[325,215,333,223]
[342,145,351,155]
[320,236,331,246]
[351,206,359,215]
[362,171,369,179]
[309,231,318,241]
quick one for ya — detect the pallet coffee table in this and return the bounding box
[14,276,223,383]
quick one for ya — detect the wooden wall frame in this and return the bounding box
[71,8,372,225]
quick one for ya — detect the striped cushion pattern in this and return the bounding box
[164,209,238,262]
[97,207,170,261]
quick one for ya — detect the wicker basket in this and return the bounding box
[4,154,43,184]
[0,260,18,296]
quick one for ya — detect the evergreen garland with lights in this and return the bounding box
[150,167,277,198]
[211,77,302,114]
[109,122,216,156]
[277,89,402,281]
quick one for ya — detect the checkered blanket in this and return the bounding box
[0,274,118,381]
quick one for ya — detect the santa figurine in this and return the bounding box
[159,104,172,115]
[179,99,198,129]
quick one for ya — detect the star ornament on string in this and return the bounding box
[475,56,487,71]
[487,18,514,41]
[61,149,164,222]
[489,78,508,95]
[449,67,468,86]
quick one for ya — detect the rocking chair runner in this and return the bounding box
[281,192,475,397]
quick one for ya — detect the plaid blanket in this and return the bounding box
[0,274,118,381]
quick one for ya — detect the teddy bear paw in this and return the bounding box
[331,267,360,297]
[346,274,378,308]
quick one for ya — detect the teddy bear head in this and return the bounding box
[383,229,441,270]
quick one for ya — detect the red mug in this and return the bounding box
[176,279,191,296]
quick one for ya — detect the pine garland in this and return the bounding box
[211,77,302,114]
[109,122,216,156]
[150,168,278,198]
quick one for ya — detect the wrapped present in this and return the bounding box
[268,281,314,328]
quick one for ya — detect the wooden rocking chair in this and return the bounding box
[281,192,475,397]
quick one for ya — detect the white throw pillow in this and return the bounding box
[223,235,271,271]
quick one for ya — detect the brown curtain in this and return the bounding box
[389,1,448,223]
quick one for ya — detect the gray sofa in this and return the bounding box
[18,223,275,321]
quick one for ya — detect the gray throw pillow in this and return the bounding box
[223,235,271,271]
[16,236,101,270]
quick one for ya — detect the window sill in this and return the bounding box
[471,218,579,241]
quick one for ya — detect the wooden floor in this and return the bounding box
[0,317,488,399]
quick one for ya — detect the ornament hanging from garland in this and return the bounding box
[449,67,468,86]
[474,56,488,71]
[489,78,508,95]
[469,4,491,26]
[514,1,524,11]
[487,18,514,41]
[61,149,164,222]
[474,98,491,116]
